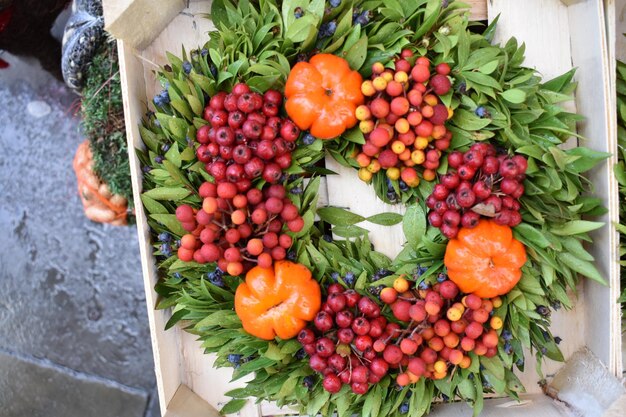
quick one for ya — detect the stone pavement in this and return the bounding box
[0,54,160,416]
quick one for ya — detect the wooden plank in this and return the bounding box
[616,0,626,61]
[103,0,186,49]
[117,38,185,413]
[567,0,621,377]
[466,0,488,21]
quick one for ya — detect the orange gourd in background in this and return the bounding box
[235,261,321,340]
[285,53,364,139]
[444,220,527,298]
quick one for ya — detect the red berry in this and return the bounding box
[315,337,335,358]
[322,374,342,393]
[461,211,480,228]
[383,344,403,365]
[338,328,355,343]
[447,151,464,169]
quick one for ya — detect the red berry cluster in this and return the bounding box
[355,51,453,187]
[378,277,504,385]
[174,182,304,275]
[297,284,389,395]
[426,142,528,238]
[196,82,300,190]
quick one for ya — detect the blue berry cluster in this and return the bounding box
[352,10,371,26]
[398,180,409,192]
[207,268,225,287]
[475,106,490,118]
[371,268,392,282]
[182,61,192,74]
[399,402,409,414]
[536,305,550,317]
[158,232,172,242]
[303,375,316,390]
[418,281,430,290]
[153,89,170,107]
[329,0,341,7]
[302,133,316,145]
[227,354,242,367]
[343,271,355,287]
[154,155,164,164]
[386,179,399,203]
[289,185,303,195]
[159,243,172,257]
[318,20,337,38]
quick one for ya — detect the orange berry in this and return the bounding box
[446,307,462,322]
[393,276,410,293]
[422,169,436,181]
[431,125,447,139]
[421,105,434,118]
[394,71,409,84]
[411,150,425,165]
[372,62,385,74]
[382,71,394,82]
[361,80,376,96]
[386,80,404,97]
[380,287,398,304]
[359,120,375,133]
[424,94,438,106]
[433,360,447,374]
[395,118,410,134]
[459,356,472,369]
[373,76,388,91]
[358,168,373,182]
[232,194,247,208]
[177,247,194,262]
[257,252,272,268]
[231,209,246,225]
[407,371,420,383]
[247,238,264,256]
[367,159,381,173]
[425,301,440,316]
[490,316,503,330]
[411,64,430,83]
[355,153,371,168]
[492,297,503,308]
[391,140,406,154]
[414,137,429,150]
[386,167,400,180]
[396,373,410,386]
[227,261,244,276]
[202,197,218,214]
[355,105,372,121]
[180,234,197,250]
[443,332,460,348]
[398,148,412,161]
[400,338,418,355]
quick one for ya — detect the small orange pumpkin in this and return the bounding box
[284,53,364,139]
[235,261,321,340]
[444,220,527,298]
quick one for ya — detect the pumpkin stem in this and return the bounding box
[488,258,495,268]
[325,88,333,96]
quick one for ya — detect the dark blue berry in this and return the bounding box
[483,380,492,389]
[418,281,430,290]
[554,336,562,345]
[442,394,449,402]
[209,64,218,77]
[302,133,316,145]
[173,272,182,279]
[154,120,161,127]
[516,358,525,367]
[227,354,242,365]
[504,341,513,355]
[457,82,467,95]
[540,347,548,355]
[294,7,304,18]
[287,250,297,261]
[183,61,192,74]
[331,272,340,281]
[161,143,171,152]
[160,90,170,104]
[154,156,164,163]
[502,329,512,341]
[387,191,398,202]
[322,234,333,242]
[344,271,355,286]
[295,348,307,360]
[536,306,550,316]
[416,266,428,277]
[207,270,225,287]
[437,273,447,283]
[468,373,474,380]
[368,285,383,296]
[329,0,341,7]
[303,375,315,390]
[354,11,370,26]
[541,330,550,340]
[142,165,152,173]
[290,186,303,195]
[399,403,409,414]
[158,232,171,242]
[475,106,489,118]
[377,269,392,278]
[160,244,172,257]
[551,301,562,310]
[399,180,409,192]
[318,20,337,38]
[201,48,208,57]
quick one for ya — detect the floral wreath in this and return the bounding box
[138,1,608,416]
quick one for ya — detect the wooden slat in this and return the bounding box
[465,0,488,21]
[163,385,220,417]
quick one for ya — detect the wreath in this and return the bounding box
[137,1,608,416]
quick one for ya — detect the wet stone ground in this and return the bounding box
[0,55,160,416]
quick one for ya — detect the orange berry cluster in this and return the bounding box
[174,182,303,276]
[355,50,454,189]
[377,275,504,384]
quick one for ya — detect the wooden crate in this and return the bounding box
[113,0,621,415]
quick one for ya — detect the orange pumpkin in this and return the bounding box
[235,261,321,340]
[444,220,527,298]
[285,53,364,139]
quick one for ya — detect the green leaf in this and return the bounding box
[143,187,191,201]
[264,343,284,361]
[317,207,366,226]
[501,88,527,104]
[403,204,426,248]
[333,224,369,238]
[220,399,248,415]
[141,194,169,215]
[478,60,499,75]
[366,213,403,226]
[286,14,317,43]
[306,390,330,416]
[559,252,606,284]
[513,223,550,248]
[551,220,604,236]
[452,108,491,130]
[150,214,186,236]
[564,148,610,173]
[345,36,368,70]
